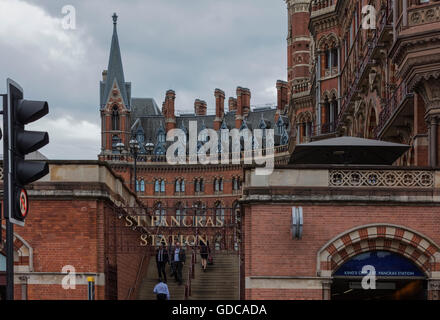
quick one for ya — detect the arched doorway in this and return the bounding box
[317,224,440,300]
[331,251,427,300]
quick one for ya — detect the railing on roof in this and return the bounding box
[103,145,289,164]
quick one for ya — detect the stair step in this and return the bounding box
[137,251,239,300]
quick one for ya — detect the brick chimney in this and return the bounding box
[214,89,225,130]
[195,99,207,116]
[164,90,176,131]
[235,87,244,128]
[229,97,237,112]
[276,80,288,122]
[242,88,251,117]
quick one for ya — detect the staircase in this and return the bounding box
[137,250,239,300]
[137,257,188,300]
[189,252,239,300]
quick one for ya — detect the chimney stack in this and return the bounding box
[195,99,207,116]
[228,97,237,112]
[242,88,251,117]
[164,90,176,131]
[214,89,225,130]
[235,87,244,128]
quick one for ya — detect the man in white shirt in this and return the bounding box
[153,280,170,300]
[172,242,186,285]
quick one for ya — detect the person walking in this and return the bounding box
[156,243,169,282]
[199,241,209,272]
[172,242,186,285]
[153,280,170,300]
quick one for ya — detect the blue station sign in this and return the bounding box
[334,251,425,277]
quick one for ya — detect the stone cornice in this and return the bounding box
[390,29,440,67]
[241,186,440,205]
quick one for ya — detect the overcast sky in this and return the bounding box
[0,0,287,159]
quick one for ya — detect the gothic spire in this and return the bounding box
[101,13,130,109]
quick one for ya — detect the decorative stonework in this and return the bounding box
[317,224,440,279]
[329,169,434,188]
[408,5,440,27]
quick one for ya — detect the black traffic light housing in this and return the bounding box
[4,79,49,226]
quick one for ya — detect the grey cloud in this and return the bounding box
[1,0,287,159]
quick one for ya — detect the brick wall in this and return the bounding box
[3,196,149,300]
[243,203,440,300]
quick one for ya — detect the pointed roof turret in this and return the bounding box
[220,118,228,130]
[101,13,131,109]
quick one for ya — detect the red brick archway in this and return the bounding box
[0,228,33,272]
[317,224,440,300]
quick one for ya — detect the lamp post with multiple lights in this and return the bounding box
[116,139,155,192]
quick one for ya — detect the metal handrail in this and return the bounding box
[375,80,413,137]
[184,248,196,300]
[126,249,148,300]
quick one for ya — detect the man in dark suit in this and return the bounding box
[156,243,169,282]
[171,242,186,285]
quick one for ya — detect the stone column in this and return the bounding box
[428,280,440,300]
[403,0,408,27]
[322,280,332,300]
[393,0,398,42]
[429,116,438,167]
[415,79,440,167]
[413,93,429,166]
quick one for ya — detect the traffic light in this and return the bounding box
[4,79,49,226]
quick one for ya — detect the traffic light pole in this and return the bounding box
[2,79,50,300]
[2,92,14,300]
[6,221,13,300]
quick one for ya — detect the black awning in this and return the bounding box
[290,137,410,165]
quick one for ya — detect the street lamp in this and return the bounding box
[129,138,140,192]
[145,141,154,155]
[115,142,125,155]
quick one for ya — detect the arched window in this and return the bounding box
[368,107,377,139]
[181,180,185,193]
[215,201,225,224]
[219,178,224,192]
[154,202,166,227]
[195,178,204,193]
[154,180,160,193]
[176,202,185,221]
[160,180,165,193]
[193,201,206,225]
[135,179,139,192]
[0,253,6,272]
[112,106,119,131]
[214,178,219,192]
[331,48,338,68]
[233,177,241,191]
[175,179,181,193]
[140,179,145,193]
